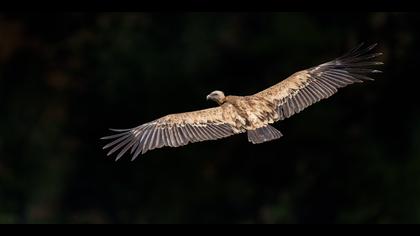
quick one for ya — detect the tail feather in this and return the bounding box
[247,125,283,144]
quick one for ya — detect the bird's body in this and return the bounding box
[102,43,383,160]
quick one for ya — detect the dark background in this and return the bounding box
[0,12,419,224]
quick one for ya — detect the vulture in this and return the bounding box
[102,43,383,161]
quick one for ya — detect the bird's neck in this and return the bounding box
[223,95,239,105]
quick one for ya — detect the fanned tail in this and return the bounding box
[247,125,283,144]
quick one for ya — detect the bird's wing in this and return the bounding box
[101,104,244,160]
[253,43,383,121]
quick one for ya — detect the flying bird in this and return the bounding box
[102,43,383,161]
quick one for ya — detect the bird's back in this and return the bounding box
[225,95,279,130]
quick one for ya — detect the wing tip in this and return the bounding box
[101,127,137,160]
[369,42,378,49]
[109,128,132,132]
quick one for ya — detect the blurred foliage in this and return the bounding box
[0,12,419,223]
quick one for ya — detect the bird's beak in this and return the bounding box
[206,95,211,100]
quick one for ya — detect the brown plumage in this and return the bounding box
[102,43,383,160]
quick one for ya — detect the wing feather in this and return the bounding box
[102,104,243,160]
[130,139,140,154]
[172,127,183,147]
[116,138,137,161]
[254,43,382,121]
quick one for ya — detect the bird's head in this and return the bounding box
[206,90,226,105]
